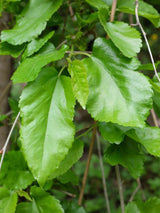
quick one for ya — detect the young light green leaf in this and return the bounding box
[68,60,89,109]
[117,0,160,28]
[83,38,153,127]
[0,42,24,58]
[1,0,63,45]
[19,67,75,185]
[85,0,109,9]
[104,140,145,178]
[12,43,68,84]
[50,140,83,179]
[16,187,64,213]
[127,127,160,157]
[16,190,32,201]
[98,122,128,144]
[22,31,55,59]
[0,151,34,190]
[99,21,142,58]
[0,187,17,213]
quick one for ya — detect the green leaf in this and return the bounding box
[65,201,86,213]
[12,43,68,84]
[85,0,109,9]
[19,67,75,185]
[57,170,79,185]
[99,122,128,144]
[117,0,160,28]
[50,140,84,180]
[138,61,160,71]
[126,127,160,157]
[0,114,7,121]
[104,139,145,178]
[16,187,64,213]
[135,197,160,213]
[0,151,34,190]
[1,0,63,45]
[125,202,141,213]
[22,31,55,59]
[0,187,17,213]
[16,190,32,201]
[83,38,153,127]
[68,60,89,109]
[99,21,142,58]
[0,42,24,58]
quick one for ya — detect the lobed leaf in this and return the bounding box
[104,139,145,178]
[83,38,153,127]
[68,60,89,109]
[1,0,63,45]
[19,67,75,185]
[12,43,68,84]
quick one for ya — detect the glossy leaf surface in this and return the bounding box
[19,67,75,184]
[12,43,68,84]
[1,0,63,45]
[83,38,153,127]
[68,60,89,109]
[117,0,160,27]
[16,187,64,213]
[22,31,55,59]
[85,0,109,9]
[100,21,142,57]
[104,140,144,178]
[0,187,17,213]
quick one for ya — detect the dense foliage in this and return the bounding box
[0,0,160,212]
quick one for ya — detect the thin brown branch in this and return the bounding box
[78,122,97,205]
[110,0,118,22]
[68,1,76,22]
[115,165,125,213]
[135,0,160,82]
[128,178,141,202]
[96,132,111,213]
[151,108,159,127]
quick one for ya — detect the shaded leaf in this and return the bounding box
[19,67,75,185]
[1,0,63,45]
[50,140,84,180]
[99,122,128,144]
[117,0,160,27]
[83,38,153,127]
[136,197,160,213]
[12,43,68,84]
[0,187,17,213]
[0,42,24,58]
[16,187,64,213]
[68,60,89,109]
[22,31,55,59]
[57,170,79,185]
[104,139,145,178]
[0,151,34,190]
[125,202,141,213]
[100,21,142,57]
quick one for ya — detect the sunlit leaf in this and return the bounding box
[83,38,153,127]
[22,31,55,59]
[12,43,68,84]
[85,0,109,9]
[104,139,145,178]
[99,21,142,57]
[68,60,89,109]
[1,0,63,45]
[135,197,160,212]
[19,67,75,185]
[125,202,141,213]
